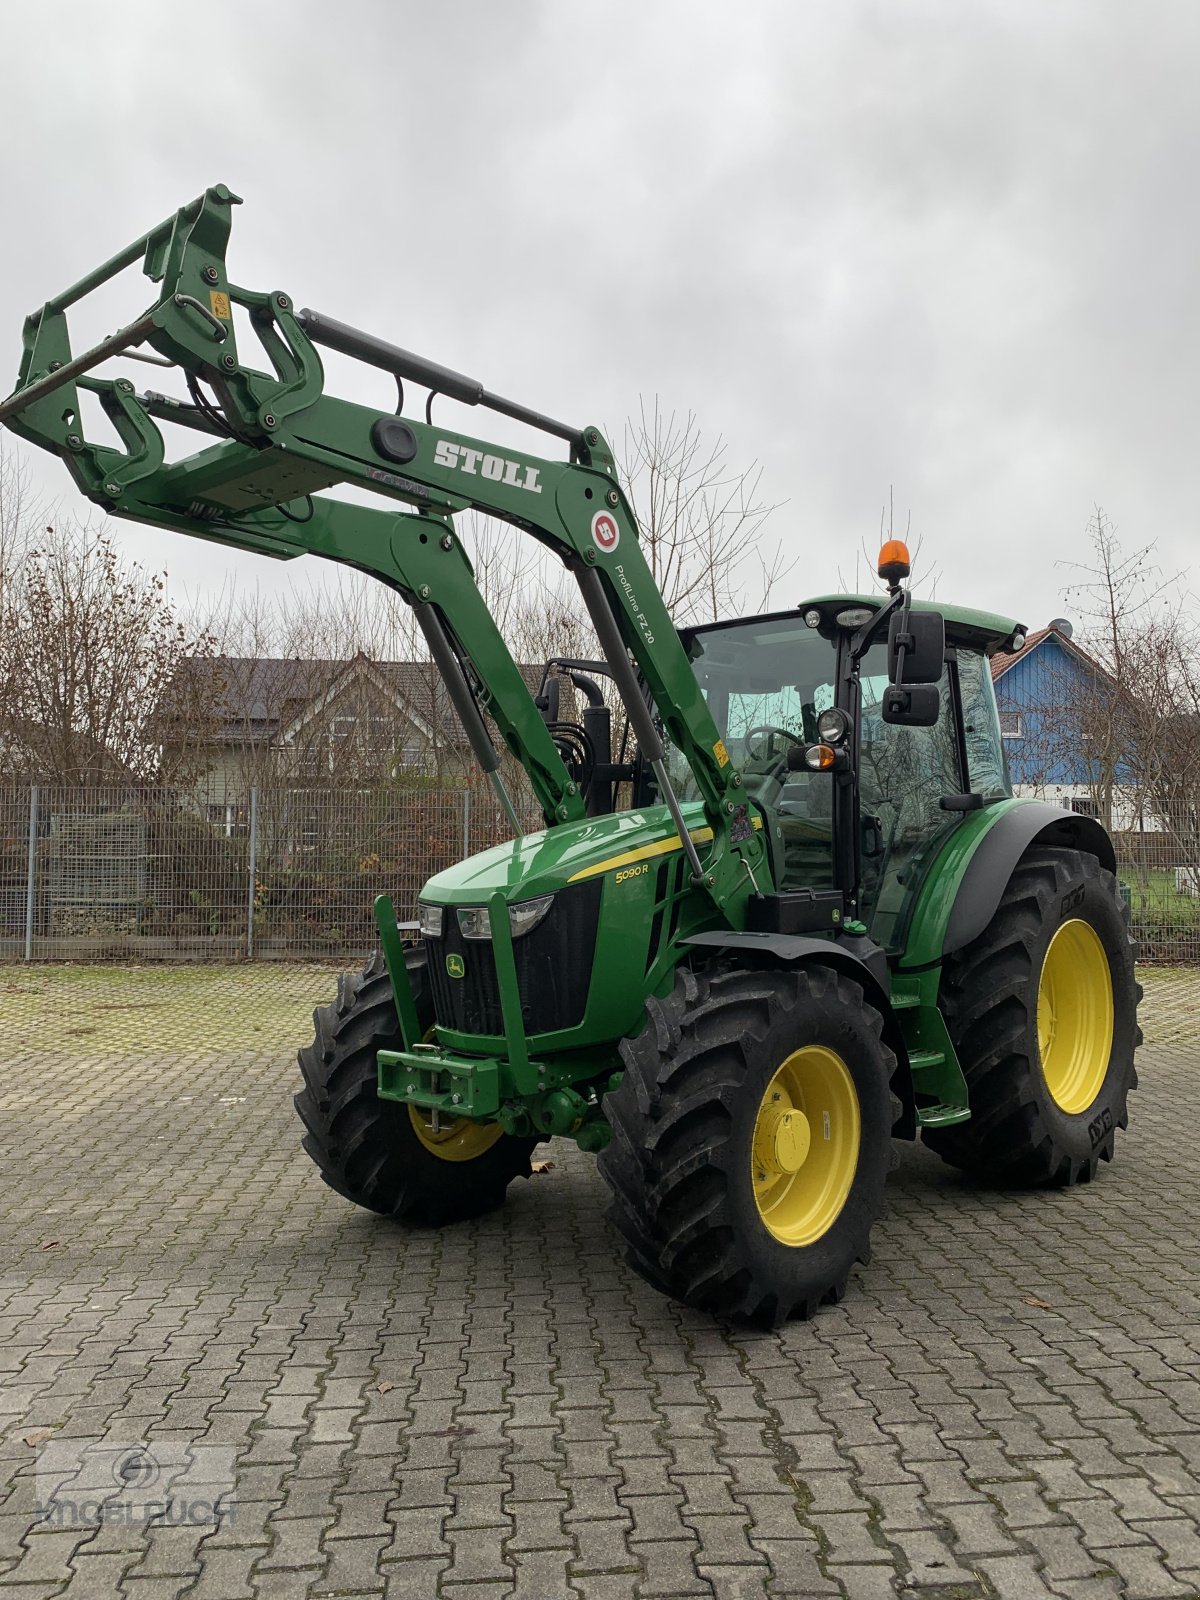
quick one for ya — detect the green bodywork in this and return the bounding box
[2,184,1042,1149]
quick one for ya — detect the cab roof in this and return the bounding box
[688,595,1024,656]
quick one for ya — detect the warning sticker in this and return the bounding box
[208,290,231,320]
[713,739,730,767]
[591,510,620,554]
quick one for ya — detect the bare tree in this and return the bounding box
[0,440,39,585]
[0,518,217,786]
[1056,510,1200,881]
[617,398,790,624]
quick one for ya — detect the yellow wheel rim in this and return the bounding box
[1037,918,1114,1115]
[407,1104,505,1162]
[404,1019,505,1161]
[751,1045,861,1246]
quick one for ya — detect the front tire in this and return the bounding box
[295,949,537,1224]
[924,847,1141,1186]
[598,964,899,1325]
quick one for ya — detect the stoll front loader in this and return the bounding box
[2,186,1139,1323]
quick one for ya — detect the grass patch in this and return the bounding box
[1,963,351,1059]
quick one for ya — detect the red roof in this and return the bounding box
[989,625,1055,681]
[990,623,1107,684]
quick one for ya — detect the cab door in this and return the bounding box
[855,639,964,951]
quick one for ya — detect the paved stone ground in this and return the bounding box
[1,963,1199,1600]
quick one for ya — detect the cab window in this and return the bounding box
[857,641,962,951]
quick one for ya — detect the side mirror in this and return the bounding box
[535,673,561,726]
[882,683,941,727]
[887,610,945,687]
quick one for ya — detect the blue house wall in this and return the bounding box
[995,633,1104,788]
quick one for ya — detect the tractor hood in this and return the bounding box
[420,801,711,906]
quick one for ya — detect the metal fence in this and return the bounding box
[1,785,1197,963]
[0,783,536,962]
[1113,832,1200,965]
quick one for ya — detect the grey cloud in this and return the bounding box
[1,0,1196,625]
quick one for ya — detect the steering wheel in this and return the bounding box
[743,725,804,765]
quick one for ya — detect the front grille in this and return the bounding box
[424,879,602,1037]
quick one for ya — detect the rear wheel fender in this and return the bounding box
[900,800,1116,968]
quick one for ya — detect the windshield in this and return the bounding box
[664,616,841,889]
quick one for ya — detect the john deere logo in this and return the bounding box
[445,953,466,979]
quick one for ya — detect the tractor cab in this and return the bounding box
[659,589,1021,955]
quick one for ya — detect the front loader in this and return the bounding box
[2,186,1140,1323]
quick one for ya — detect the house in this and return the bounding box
[158,652,475,828]
[157,650,555,834]
[0,719,143,788]
[990,619,1148,830]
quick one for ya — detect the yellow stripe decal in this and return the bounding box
[567,827,715,884]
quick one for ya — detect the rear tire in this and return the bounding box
[598,964,899,1325]
[295,949,537,1224]
[924,847,1141,1186]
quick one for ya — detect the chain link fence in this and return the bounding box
[1,784,1197,963]
[0,783,537,962]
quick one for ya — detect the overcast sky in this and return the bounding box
[2,1,1196,634]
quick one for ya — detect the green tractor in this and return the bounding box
[3,186,1139,1322]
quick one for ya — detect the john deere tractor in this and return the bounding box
[2,186,1139,1323]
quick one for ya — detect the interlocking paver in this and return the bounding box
[1,963,1199,1600]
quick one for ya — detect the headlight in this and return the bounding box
[817,707,850,744]
[803,608,822,628]
[457,905,493,940]
[457,894,555,941]
[418,902,444,939]
[508,894,554,937]
[835,606,873,628]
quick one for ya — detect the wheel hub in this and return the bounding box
[407,1104,504,1162]
[753,1103,812,1177]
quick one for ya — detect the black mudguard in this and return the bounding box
[942,801,1115,958]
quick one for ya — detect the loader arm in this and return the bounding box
[1,183,769,916]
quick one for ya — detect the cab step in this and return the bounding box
[916,1102,972,1128]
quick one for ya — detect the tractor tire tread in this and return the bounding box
[599,964,899,1325]
[295,948,534,1225]
[925,846,1139,1186]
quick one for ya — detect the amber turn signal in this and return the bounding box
[804,743,837,771]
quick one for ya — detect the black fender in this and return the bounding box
[942,801,1116,958]
[681,929,916,1138]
